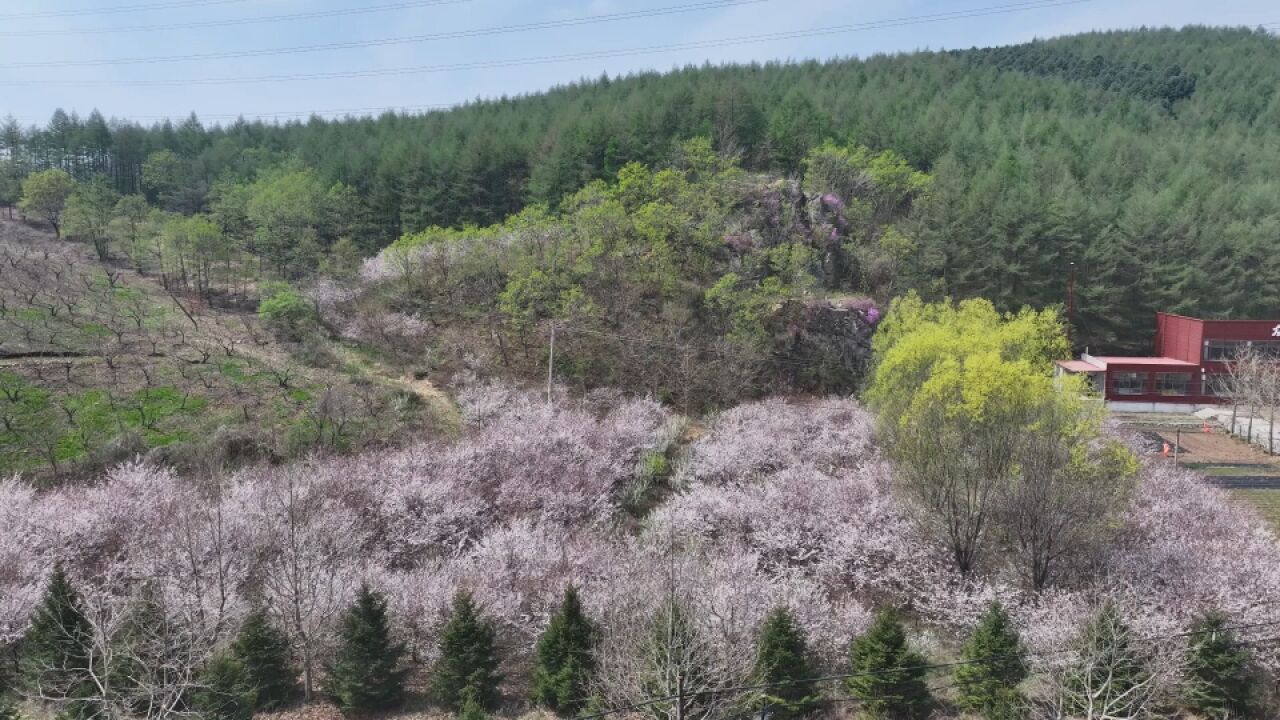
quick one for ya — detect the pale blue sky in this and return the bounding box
[0,0,1274,127]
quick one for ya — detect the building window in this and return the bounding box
[1253,342,1280,360]
[1205,374,1232,396]
[1156,372,1191,396]
[1204,340,1244,361]
[1112,372,1147,396]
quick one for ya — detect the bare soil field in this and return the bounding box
[1115,411,1280,531]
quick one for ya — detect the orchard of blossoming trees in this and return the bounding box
[2,382,1278,719]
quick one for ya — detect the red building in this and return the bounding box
[1055,313,1280,410]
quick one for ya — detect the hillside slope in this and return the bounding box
[8,27,1280,353]
[0,219,445,479]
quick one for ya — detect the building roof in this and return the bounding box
[1089,356,1198,368]
[1056,360,1101,373]
[1160,311,1280,325]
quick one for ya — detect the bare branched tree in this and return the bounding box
[1045,604,1163,720]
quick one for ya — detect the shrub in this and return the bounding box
[256,282,318,340]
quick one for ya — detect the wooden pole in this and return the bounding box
[546,322,555,404]
[1174,426,1180,467]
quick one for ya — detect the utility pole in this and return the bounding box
[1174,426,1181,467]
[1066,261,1076,329]
[546,322,556,403]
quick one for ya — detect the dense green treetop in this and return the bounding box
[6,27,1280,351]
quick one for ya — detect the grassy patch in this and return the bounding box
[1185,464,1276,477]
[1233,489,1280,533]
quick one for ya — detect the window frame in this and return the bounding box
[1111,371,1148,396]
[1204,373,1231,397]
[1204,340,1244,362]
[1155,372,1191,396]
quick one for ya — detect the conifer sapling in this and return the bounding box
[1182,610,1254,720]
[432,591,502,712]
[20,567,95,717]
[753,606,820,718]
[231,607,297,711]
[531,585,596,715]
[846,609,931,720]
[326,585,407,712]
[954,601,1027,719]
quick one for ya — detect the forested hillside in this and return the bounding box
[4,26,1280,353]
[7,23,1280,718]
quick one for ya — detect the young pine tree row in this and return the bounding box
[9,571,1265,720]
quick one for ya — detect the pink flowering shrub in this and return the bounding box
[3,389,1279,707]
[684,398,876,483]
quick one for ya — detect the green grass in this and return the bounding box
[1233,489,1280,533]
[1187,464,1277,477]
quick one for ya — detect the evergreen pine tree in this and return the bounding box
[458,685,490,720]
[192,653,253,720]
[846,609,931,720]
[531,585,595,715]
[432,591,502,712]
[1182,611,1255,720]
[231,607,297,710]
[954,602,1027,719]
[753,606,820,719]
[326,585,407,713]
[19,567,95,719]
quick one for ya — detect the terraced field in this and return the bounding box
[0,218,447,480]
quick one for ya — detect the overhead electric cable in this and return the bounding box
[0,0,773,69]
[572,620,1280,720]
[126,103,460,122]
[0,0,250,21]
[0,0,1093,86]
[0,0,473,37]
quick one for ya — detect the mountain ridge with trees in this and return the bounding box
[4,26,1280,353]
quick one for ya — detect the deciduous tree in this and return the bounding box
[18,170,75,237]
[63,177,119,261]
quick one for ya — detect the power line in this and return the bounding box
[129,103,460,122]
[0,0,1092,87]
[0,0,473,37]
[0,0,250,21]
[0,0,774,69]
[573,621,1280,720]
[4,103,464,127]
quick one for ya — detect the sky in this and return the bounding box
[0,0,1275,127]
